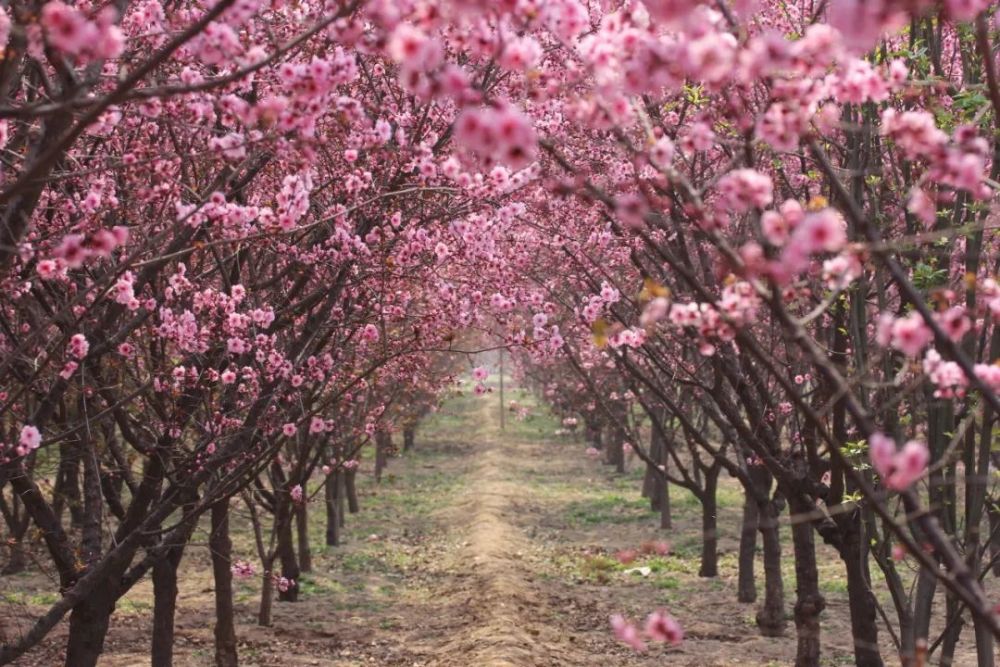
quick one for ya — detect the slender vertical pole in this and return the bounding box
[499,346,505,430]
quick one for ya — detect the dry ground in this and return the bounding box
[0,384,988,666]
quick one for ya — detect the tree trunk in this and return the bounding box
[989,500,1000,576]
[325,472,340,546]
[643,420,662,508]
[151,549,184,667]
[699,467,719,578]
[403,426,415,452]
[210,501,238,667]
[660,473,672,531]
[606,428,625,473]
[789,496,825,667]
[276,498,300,602]
[839,511,882,667]
[911,565,937,656]
[757,499,786,636]
[374,431,390,483]
[296,503,312,573]
[345,470,359,514]
[938,591,963,666]
[65,587,117,667]
[738,490,759,603]
[53,440,85,528]
[2,538,26,575]
[258,566,274,627]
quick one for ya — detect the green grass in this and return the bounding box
[565,493,654,526]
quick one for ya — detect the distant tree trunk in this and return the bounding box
[276,496,300,602]
[757,497,786,637]
[988,499,1000,576]
[65,432,119,667]
[939,591,963,666]
[643,415,662,508]
[258,564,274,627]
[738,491,759,603]
[296,503,312,573]
[838,511,882,667]
[375,431,391,482]
[788,495,825,667]
[911,565,937,655]
[325,472,340,546]
[151,546,185,667]
[211,501,239,667]
[0,494,30,575]
[53,440,85,528]
[345,470,359,514]
[403,426,416,452]
[337,471,347,528]
[606,423,625,473]
[699,466,720,578]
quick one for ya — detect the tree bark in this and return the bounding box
[296,503,312,573]
[403,426,415,452]
[151,548,184,667]
[839,511,882,667]
[699,467,719,578]
[276,497,300,602]
[258,566,274,627]
[738,490,759,603]
[210,501,238,667]
[325,472,340,546]
[345,470,359,514]
[789,495,825,667]
[757,496,786,637]
[64,586,117,667]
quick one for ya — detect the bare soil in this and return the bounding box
[0,386,983,666]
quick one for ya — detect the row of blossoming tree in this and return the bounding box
[3,0,1000,665]
[458,0,1000,665]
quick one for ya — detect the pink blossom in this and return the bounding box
[879,312,933,357]
[791,209,847,254]
[615,193,649,229]
[221,369,237,384]
[68,333,89,359]
[290,484,304,503]
[500,36,542,71]
[640,297,671,328]
[936,306,971,342]
[37,259,60,280]
[869,433,929,491]
[610,614,646,652]
[41,2,93,56]
[361,323,380,342]
[227,337,248,354]
[944,0,991,21]
[54,234,89,268]
[644,610,683,645]
[472,366,489,381]
[230,559,256,579]
[282,423,298,437]
[19,425,41,451]
[907,188,936,228]
[649,136,675,169]
[716,169,774,214]
[309,416,325,434]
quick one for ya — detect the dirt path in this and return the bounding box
[419,400,594,667]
